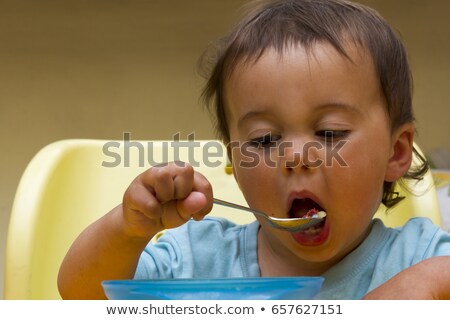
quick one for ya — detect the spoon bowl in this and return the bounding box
[213,198,325,232]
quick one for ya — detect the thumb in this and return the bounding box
[176,191,208,220]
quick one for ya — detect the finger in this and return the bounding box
[172,164,195,200]
[123,181,162,219]
[151,166,176,203]
[141,162,194,203]
[193,171,214,218]
[176,191,208,221]
[179,171,213,221]
[135,163,213,227]
[159,201,191,229]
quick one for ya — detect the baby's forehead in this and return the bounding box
[224,41,384,117]
[227,40,375,79]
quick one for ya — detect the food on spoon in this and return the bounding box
[303,208,327,219]
[289,198,327,219]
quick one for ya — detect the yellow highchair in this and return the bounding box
[4,139,441,299]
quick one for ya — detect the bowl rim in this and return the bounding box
[102,276,324,289]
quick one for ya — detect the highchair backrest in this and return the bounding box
[4,139,441,299]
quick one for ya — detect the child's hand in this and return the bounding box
[58,161,213,299]
[363,256,450,299]
[121,161,213,239]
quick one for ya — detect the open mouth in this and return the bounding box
[289,198,327,235]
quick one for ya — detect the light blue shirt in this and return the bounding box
[134,217,450,299]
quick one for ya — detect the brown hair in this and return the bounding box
[199,0,428,208]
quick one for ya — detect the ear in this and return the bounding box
[384,123,415,182]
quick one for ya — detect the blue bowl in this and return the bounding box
[102,277,324,300]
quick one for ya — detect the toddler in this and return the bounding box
[58,0,450,299]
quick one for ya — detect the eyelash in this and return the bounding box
[316,130,349,141]
[249,134,280,148]
[248,130,349,148]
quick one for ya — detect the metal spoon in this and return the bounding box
[213,198,326,232]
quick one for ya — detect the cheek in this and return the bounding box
[329,143,387,212]
[337,130,391,180]
[233,160,268,192]
[231,151,278,205]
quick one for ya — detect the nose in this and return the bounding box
[279,139,322,173]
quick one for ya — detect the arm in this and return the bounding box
[363,256,450,299]
[57,163,213,299]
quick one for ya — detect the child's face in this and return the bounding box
[224,42,397,270]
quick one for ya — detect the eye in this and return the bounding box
[316,130,349,142]
[249,133,281,148]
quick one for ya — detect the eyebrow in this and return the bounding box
[237,110,268,128]
[314,102,364,116]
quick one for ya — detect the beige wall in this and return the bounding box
[362,0,450,152]
[1,0,449,298]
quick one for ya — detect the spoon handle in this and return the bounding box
[212,198,267,219]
